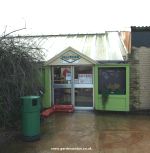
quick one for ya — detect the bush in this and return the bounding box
[0,34,44,128]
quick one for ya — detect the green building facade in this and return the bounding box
[42,47,130,111]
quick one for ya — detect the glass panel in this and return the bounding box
[98,67,126,95]
[74,66,92,84]
[75,88,93,107]
[54,88,71,105]
[54,66,71,84]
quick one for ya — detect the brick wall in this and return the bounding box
[129,47,150,110]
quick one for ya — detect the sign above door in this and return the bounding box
[45,46,97,66]
[61,51,80,63]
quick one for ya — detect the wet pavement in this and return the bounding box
[1,111,150,153]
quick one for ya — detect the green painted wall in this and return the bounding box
[94,64,130,111]
[42,66,51,108]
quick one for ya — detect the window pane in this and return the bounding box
[75,88,93,107]
[98,67,126,95]
[54,88,71,105]
[54,66,71,84]
[74,66,92,84]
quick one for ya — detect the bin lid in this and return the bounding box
[20,96,40,99]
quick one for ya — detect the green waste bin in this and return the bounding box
[20,96,40,141]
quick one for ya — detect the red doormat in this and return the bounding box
[41,107,55,118]
[41,104,74,118]
[54,104,74,113]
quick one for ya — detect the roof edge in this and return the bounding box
[3,31,131,39]
[131,26,150,32]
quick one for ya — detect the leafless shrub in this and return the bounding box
[0,29,44,128]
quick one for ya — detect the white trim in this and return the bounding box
[74,84,93,88]
[92,66,95,109]
[75,107,94,110]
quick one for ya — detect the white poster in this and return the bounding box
[66,72,71,81]
[78,74,92,84]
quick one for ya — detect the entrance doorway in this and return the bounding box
[52,65,93,109]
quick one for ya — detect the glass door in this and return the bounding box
[53,66,72,105]
[74,66,93,108]
[52,65,93,109]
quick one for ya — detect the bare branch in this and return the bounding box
[3,27,26,37]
